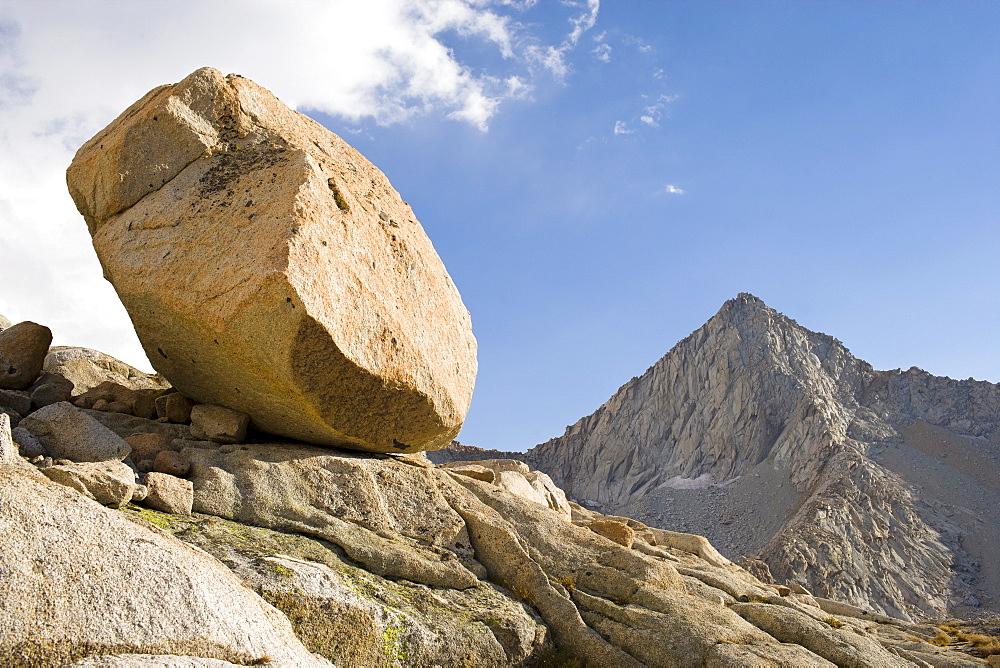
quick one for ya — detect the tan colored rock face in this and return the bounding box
[67,67,476,453]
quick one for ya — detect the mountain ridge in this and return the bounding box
[518,293,1000,620]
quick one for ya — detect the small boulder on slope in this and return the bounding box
[18,402,131,462]
[44,346,170,395]
[42,460,137,506]
[0,321,52,390]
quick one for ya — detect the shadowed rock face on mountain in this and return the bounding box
[66,67,476,454]
[526,293,1000,621]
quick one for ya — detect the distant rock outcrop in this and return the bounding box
[66,67,477,454]
[527,294,1000,621]
[426,439,523,464]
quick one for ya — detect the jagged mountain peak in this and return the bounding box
[699,293,850,365]
[526,296,1000,620]
[527,296,872,501]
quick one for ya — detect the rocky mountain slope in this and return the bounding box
[526,293,1000,622]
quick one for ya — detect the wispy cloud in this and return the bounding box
[526,0,601,79]
[565,0,601,47]
[592,43,612,63]
[613,120,632,135]
[622,34,653,54]
[638,93,679,128]
[664,184,685,195]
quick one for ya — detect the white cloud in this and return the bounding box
[0,0,595,371]
[566,0,600,47]
[637,93,679,128]
[621,34,652,54]
[592,43,612,63]
[526,0,601,79]
[665,185,685,195]
[613,120,632,135]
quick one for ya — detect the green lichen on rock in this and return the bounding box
[130,508,549,666]
[381,621,408,665]
[121,503,191,532]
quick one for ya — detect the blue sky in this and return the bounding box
[1,1,997,450]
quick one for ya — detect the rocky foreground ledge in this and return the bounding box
[0,327,992,666]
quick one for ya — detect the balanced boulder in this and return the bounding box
[67,67,477,453]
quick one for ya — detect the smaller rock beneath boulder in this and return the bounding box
[74,380,150,416]
[107,400,132,414]
[586,519,635,548]
[0,321,52,390]
[153,449,191,477]
[42,460,137,506]
[12,427,46,458]
[32,455,53,468]
[0,388,32,416]
[189,404,250,444]
[0,413,22,466]
[164,393,194,423]
[131,484,149,502]
[124,432,172,461]
[29,372,75,410]
[131,389,159,419]
[144,471,194,514]
[0,406,21,428]
[154,394,170,420]
[18,402,131,462]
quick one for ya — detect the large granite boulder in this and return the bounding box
[66,67,476,454]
